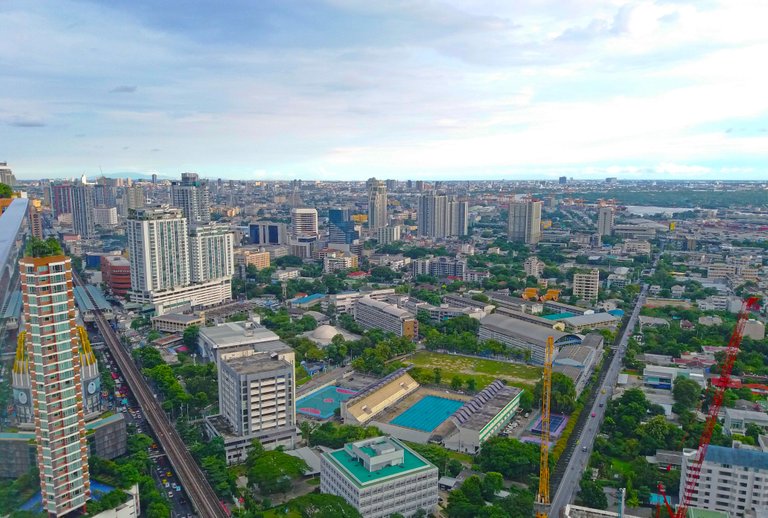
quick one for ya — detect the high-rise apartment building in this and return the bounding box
[189,224,235,283]
[417,194,468,238]
[127,206,190,294]
[72,184,95,238]
[375,225,401,245]
[125,185,146,211]
[20,244,90,516]
[0,161,16,185]
[329,208,359,244]
[290,208,318,237]
[171,172,210,224]
[29,203,44,239]
[508,200,542,244]
[524,256,545,278]
[51,183,74,218]
[597,207,614,236]
[573,268,600,302]
[366,178,388,230]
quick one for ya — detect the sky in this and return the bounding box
[2,0,768,181]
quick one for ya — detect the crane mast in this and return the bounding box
[536,336,555,518]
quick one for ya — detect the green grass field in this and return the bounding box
[407,351,542,390]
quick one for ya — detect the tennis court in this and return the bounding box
[390,395,464,432]
[531,413,568,437]
[297,386,357,418]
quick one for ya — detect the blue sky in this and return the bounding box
[2,0,768,181]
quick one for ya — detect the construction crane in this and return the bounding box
[536,336,555,518]
[658,296,760,518]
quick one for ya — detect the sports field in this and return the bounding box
[296,386,357,418]
[408,351,541,390]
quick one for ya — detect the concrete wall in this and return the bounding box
[88,414,128,460]
[0,437,34,478]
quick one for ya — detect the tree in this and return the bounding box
[672,377,702,414]
[482,472,504,501]
[475,437,539,481]
[519,390,534,412]
[451,376,463,391]
[433,367,442,385]
[286,493,362,518]
[247,450,308,495]
[578,478,607,509]
[25,237,63,257]
[466,378,477,392]
[0,182,12,198]
[183,325,200,349]
[534,372,577,414]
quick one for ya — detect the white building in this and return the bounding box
[723,408,768,436]
[91,484,140,518]
[367,178,388,230]
[93,206,118,228]
[207,343,297,463]
[417,193,468,238]
[355,297,418,339]
[376,225,401,245]
[642,365,706,390]
[478,314,582,364]
[573,268,600,302]
[320,436,438,518]
[188,224,235,283]
[325,288,396,314]
[198,321,281,362]
[170,172,210,224]
[524,256,545,278]
[290,208,319,237]
[680,444,768,517]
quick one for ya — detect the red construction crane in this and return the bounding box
[659,296,760,518]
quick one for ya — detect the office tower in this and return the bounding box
[29,203,43,239]
[320,436,438,518]
[93,183,114,207]
[597,206,614,236]
[573,268,600,302]
[290,208,318,237]
[385,179,397,191]
[51,183,73,218]
[127,206,190,295]
[72,184,96,238]
[0,162,16,185]
[559,176,567,185]
[189,224,235,283]
[20,244,90,516]
[366,178,388,230]
[151,173,157,184]
[171,172,210,224]
[249,221,287,245]
[507,200,542,244]
[328,208,359,244]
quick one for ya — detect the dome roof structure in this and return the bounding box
[313,325,342,341]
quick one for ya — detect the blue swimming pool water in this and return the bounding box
[391,395,464,432]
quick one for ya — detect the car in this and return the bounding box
[166,471,172,477]
[591,412,596,417]
[601,389,606,394]
[599,402,604,407]
[175,486,181,492]
[164,482,169,488]
[168,491,174,498]
[582,446,587,452]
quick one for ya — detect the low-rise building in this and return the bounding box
[323,250,359,273]
[478,314,582,364]
[355,297,418,339]
[151,312,204,333]
[101,255,131,296]
[444,380,522,453]
[325,288,396,315]
[723,408,768,436]
[320,436,439,518]
[642,365,706,390]
[234,248,271,273]
[562,312,620,332]
[271,267,301,281]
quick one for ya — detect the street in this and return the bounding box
[548,283,649,516]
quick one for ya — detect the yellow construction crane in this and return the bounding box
[536,336,554,518]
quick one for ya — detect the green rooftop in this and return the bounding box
[325,437,434,488]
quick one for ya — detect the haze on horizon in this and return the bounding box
[2,1,767,182]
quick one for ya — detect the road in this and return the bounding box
[76,274,228,518]
[548,283,649,517]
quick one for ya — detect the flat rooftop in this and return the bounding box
[324,437,433,487]
[200,322,279,348]
[223,347,293,375]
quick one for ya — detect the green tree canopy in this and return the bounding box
[25,237,63,257]
[0,183,12,198]
[672,377,702,414]
[533,372,577,414]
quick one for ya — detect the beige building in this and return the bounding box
[573,268,600,302]
[597,206,614,236]
[323,250,358,273]
[355,297,418,339]
[235,249,271,272]
[508,200,542,244]
[524,256,545,278]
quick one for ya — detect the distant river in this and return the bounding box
[625,205,696,216]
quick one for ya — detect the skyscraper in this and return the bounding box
[418,194,468,238]
[328,208,359,244]
[597,206,614,236]
[189,224,235,283]
[0,161,16,185]
[20,242,90,516]
[125,185,146,211]
[366,178,388,230]
[72,184,95,238]
[508,200,542,244]
[127,206,190,295]
[51,183,73,218]
[171,172,211,225]
[290,208,318,237]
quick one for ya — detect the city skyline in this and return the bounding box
[2,1,768,181]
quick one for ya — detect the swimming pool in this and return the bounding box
[390,395,464,432]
